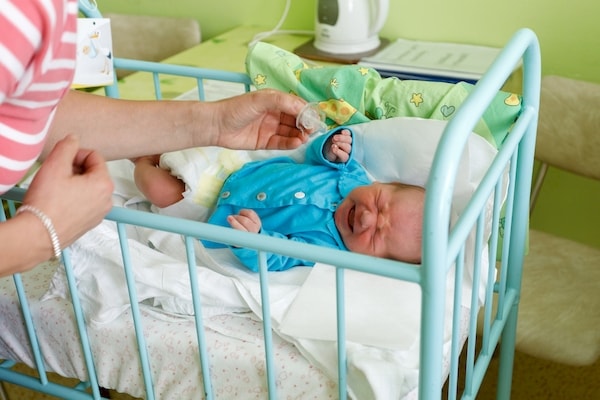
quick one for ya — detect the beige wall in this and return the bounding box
[98,0,600,247]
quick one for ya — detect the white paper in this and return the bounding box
[361,38,502,80]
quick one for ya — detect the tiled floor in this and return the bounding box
[3,350,599,399]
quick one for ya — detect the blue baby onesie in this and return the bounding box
[203,127,372,271]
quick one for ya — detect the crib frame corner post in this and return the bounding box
[496,28,541,400]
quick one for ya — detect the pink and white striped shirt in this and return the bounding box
[0,0,78,194]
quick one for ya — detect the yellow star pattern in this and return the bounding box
[254,74,267,86]
[410,92,424,107]
[330,78,339,89]
[358,67,370,76]
[504,93,521,106]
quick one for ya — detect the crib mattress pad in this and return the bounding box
[0,260,472,399]
[0,262,339,399]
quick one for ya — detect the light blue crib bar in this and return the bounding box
[62,249,104,399]
[0,196,102,400]
[108,58,253,100]
[114,222,156,400]
[421,27,540,400]
[184,235,215,399]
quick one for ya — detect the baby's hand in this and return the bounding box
[325,129,352,163]
[227,209,262,233]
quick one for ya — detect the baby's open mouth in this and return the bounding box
[348,206,355,232]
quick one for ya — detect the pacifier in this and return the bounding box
[296,102,327,135]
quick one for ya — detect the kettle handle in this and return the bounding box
[370,0,390,36]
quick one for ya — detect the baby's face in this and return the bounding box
[334,182,424,263]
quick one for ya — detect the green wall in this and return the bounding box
[98,0,600,248]
[98,0,600,83]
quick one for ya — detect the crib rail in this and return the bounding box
[106,58,253,100]
[0,19,540,400]
[423,27,541,400]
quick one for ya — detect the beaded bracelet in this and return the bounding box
[16,205,62,260]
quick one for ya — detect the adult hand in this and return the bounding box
[213,89,310,151]
[22,135,114,249]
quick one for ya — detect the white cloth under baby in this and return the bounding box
[156,146,251,220]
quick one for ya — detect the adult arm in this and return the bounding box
[44,89,309,161]
[2,89,308,276]
[1,136,113,275]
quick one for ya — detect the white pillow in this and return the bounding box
[350,116,497,193]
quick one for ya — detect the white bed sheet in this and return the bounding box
[0,262,339,399]
[0,257,470,400]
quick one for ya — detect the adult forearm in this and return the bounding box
[44,90,217,161]
[0,213,56,276]
[45,88,308,161]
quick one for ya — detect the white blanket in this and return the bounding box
[43,117,498,399]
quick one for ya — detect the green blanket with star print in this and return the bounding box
[245,42,522,149]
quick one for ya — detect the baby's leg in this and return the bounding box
[133,155,185,208]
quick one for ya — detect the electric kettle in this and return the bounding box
[314,0,389,55]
